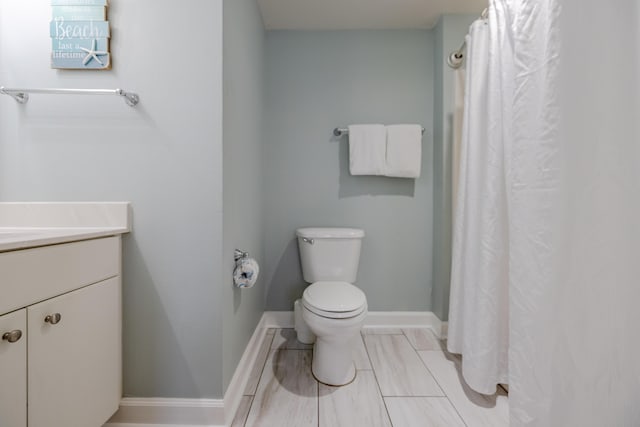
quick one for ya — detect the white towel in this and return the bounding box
[348,124,387,176]
[385,124,422,178]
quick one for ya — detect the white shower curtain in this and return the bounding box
[451,67,465,213]
[508,0,640,425]
[448,1,512,395]
[450,0,640,424]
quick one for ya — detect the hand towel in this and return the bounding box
[385,124,423,178]
[348,124,387,175]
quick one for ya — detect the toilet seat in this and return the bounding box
[302,281,367,319]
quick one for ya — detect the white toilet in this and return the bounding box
[295,227,368,386]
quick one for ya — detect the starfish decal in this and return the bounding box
[80,39,108,66]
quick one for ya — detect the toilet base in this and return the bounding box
[311,335,357,386]
[294,299,316,344]
[302,300,367,387]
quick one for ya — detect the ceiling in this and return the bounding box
[257,0,487,30]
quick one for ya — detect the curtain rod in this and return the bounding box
[0,87,140,107]
[447,8,489,69]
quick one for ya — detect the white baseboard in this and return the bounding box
[105,311,447,426]
[263,310,447,338]
[104,398,224,427]
[222,314,269,426]
[440,321,449,338]
[107,423,216,427]
[262,310,294,328]
[363,311,444,335]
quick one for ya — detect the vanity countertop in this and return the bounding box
[0,226,129,252]
[0,202,131,252]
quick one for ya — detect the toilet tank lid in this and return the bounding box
[296,228,365,239]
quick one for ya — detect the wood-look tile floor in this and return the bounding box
[233,328,508,427]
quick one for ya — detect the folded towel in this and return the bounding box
[233,257,260,288]
[348,124,387,176]
[385,124,423,178]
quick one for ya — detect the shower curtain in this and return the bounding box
[450,0,640,425]
[508,0,640,425]
[448,1,512,395]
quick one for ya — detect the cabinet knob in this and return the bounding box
[2,330,23,343]
[44,313,62,325]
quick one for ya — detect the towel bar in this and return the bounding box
[333,126,425,137]
[0,87,140,106]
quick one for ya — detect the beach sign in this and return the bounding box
[51,0,111,70]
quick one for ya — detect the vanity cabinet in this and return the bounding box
[0,236,122,427]
[28,276,121,427]
[0,310,27,427]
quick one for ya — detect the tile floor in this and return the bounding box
[232,328,509,427]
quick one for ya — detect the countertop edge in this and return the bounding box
[0,227,130,253]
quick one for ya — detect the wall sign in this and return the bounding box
[50,0,111,70]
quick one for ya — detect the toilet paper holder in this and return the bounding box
[234,249,249,262]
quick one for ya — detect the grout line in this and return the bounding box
[239,396,253,427]
[402,328,446,352]
[313,341,319,427]
[246,332,276,396]
[317,378,320,427]
[242,396,253,427]
[380,394,458,398]
[401,328,411,350]
[238,334,275,427]
[362,333,395,427]
[241,332,276,426]
[414,348,469,427]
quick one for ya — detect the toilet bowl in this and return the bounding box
[295,227,367,386]
[301,281,367,385]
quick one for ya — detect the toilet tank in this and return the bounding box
[296,228,365,283]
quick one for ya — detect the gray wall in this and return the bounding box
[264,31,435,311]
[432,15,477,321]
[0,0,225,398]
[222,0,266,392]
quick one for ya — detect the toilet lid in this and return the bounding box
[302,281,366,315]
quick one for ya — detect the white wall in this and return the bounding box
[0,0,225,398]
[222,0,266,393]
[264,30,435,311]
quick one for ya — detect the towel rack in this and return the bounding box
[0,87,140,107]
[333,126,425,137]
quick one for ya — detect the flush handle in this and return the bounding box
[302,238,314,245]
[44,313,62,325]
[2,330,23,343]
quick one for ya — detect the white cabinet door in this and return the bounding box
[28,277,121,427]
[0,309,27,427]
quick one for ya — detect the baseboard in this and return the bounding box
[222,315,269,426]
[263,310,447,338]
[105,315,271,427]
[104,398,225,427]
[105,424,213,427]
[364,311,445,335]
[105,311,447,426]
[262,310,294,328]
[440,321,449,338]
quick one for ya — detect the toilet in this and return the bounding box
[295,227,367,386]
